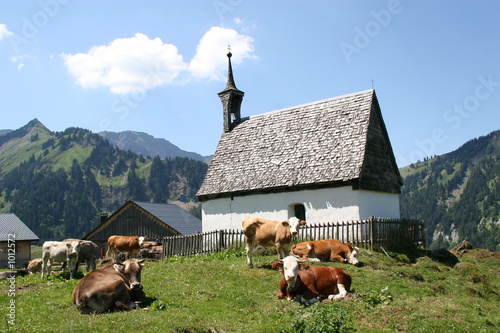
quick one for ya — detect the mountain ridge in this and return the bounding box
[0,119,207,242]
[400,129,499,251]
[98,130,212,164]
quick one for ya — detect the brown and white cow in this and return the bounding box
[272,256,352,303]
[242,216,306,268]
[41,240,82,279]
[72,258,145,314]
[291,239,359,266]
[106,235,146,262]
[63,239,99,272]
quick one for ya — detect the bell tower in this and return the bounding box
[218,48,244,132]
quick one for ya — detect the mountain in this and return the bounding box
[0,119,208,242]
[99,131,212,164]
[400,130,500,251]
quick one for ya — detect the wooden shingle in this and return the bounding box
[197,89,402,201]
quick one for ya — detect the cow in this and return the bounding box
[27,258,43,273]
[106,236,146,262]
[41,240,82,279]
[242,216,306,268]
[291,239,359,266]
[272,256,352,303]
[63,239,99,272]
[0,269,31,280]
[72,258,145,314]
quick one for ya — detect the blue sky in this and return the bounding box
[0,0,498,167]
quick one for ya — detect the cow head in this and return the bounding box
[138,236,146,245]
[273,256,308,291]
[288,217,307,235]
[346,244,359,266]
[114,258,145,290]
[65,241,81,256]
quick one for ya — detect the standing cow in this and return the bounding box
[72,258,145,314]
[41,240,82,279]
[63,239,100,272]
[106,236,146,262]
[291,239,359,266]
[272,256,352,303]
[242,216,306,268]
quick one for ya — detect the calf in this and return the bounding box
[72,258,145,314]
[27,258,43,273]
[272,256,351,303]
[242,216,306,268]
[291,239,359,266]
[41,240,81,279]
[63,239,99,272]
[106,235,146,262]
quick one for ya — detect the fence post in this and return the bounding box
[369,217,374,251]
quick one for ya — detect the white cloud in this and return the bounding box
[62,33,188,94]
[62,27,255,94]
[0,24,13,40]
[189,26,255,81]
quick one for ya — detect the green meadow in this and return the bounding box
[1,248,499,332]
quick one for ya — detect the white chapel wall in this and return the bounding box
[201,186,401,232]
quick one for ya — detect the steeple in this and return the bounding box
[218,48,244,132]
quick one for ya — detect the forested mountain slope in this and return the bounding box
[400,130,499,251]
[0,119,207,242]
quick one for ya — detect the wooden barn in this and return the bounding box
[197,52,403,231]
[83,200,202,254]
[0,213,39,268]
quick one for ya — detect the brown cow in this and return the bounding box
[272,256,352,303]
[27,258,43,273]
[72,258,145,314]
[291,239,359,266]
[106,236,146,261]
[242,216,306,268]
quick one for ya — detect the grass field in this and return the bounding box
[1,247,499,332]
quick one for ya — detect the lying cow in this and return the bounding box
[72,258,145,314]
[41,240,81,279]
[291,239,359,266]
[63,239,99,272]
[242,216,306,268]
[0,269,31,280]
[27,258,43,273]
[106,235,146,262]
[272,256,351,303]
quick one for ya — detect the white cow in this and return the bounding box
[41,240,81,279]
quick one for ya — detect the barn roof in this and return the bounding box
[197,89,402,201]
[0,213,39,242]
[83,201,202,240]
[132,201,202,235]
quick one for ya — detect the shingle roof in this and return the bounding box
[197,89,402,200]
[0,213,39,241]
[133,201,202,235]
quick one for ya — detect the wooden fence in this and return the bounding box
[162,217,425,258]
